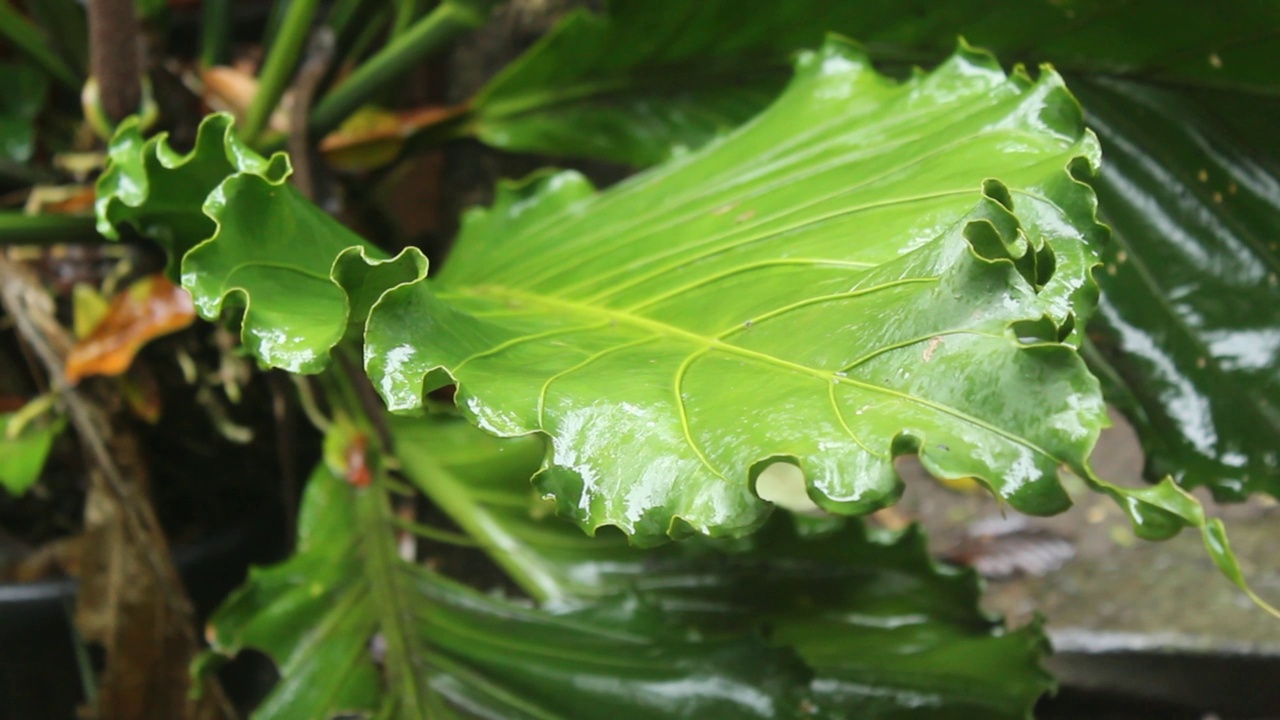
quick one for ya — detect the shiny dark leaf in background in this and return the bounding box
[1079,80,1280,499]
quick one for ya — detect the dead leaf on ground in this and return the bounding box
[65,274,196,385]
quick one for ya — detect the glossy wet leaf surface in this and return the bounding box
[1078,81,1280,500]
[392,413,1053,719]
[711,521,1053,720]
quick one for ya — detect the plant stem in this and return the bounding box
[391,516,479,546]
[260,0,292,52]
[326,0,368,37]
[309,0,500,138]
[0,0,81,91]
[241,0,320,144]
[338,5,392,73]
[4,392,55,439]
[289,375,333,432]
[395,446,559,604]
[87,0,141,123]
[0,160,59,187]
[0,213,99,244]
[200,0,232,68]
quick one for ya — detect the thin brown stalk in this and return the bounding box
[87,0,142,123]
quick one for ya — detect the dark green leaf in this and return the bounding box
[205,464,810,720]
[24,0,87,76]
[675,521,1053,720]
[1077,80,1280,500]
[468,1,862,165]
[392,413,1053,719]
[0,1,80,92]
[0,62,48,163]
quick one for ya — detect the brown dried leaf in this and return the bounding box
[65,273,195,385]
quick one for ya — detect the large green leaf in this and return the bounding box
[465,0,1279,166]
[392,413,1053,719]
[471,0,1280,497]
[368,39,1110,541]
[205,463,810,720]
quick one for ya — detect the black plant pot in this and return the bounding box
[0,525,270,720]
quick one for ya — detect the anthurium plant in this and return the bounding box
[2,0,1277,717]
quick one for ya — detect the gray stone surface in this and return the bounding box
[891,409,1280,716]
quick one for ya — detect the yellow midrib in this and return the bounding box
[441,283,1064,466]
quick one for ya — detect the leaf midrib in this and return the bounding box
[445,285,1064,467]
[358,486,436,718]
